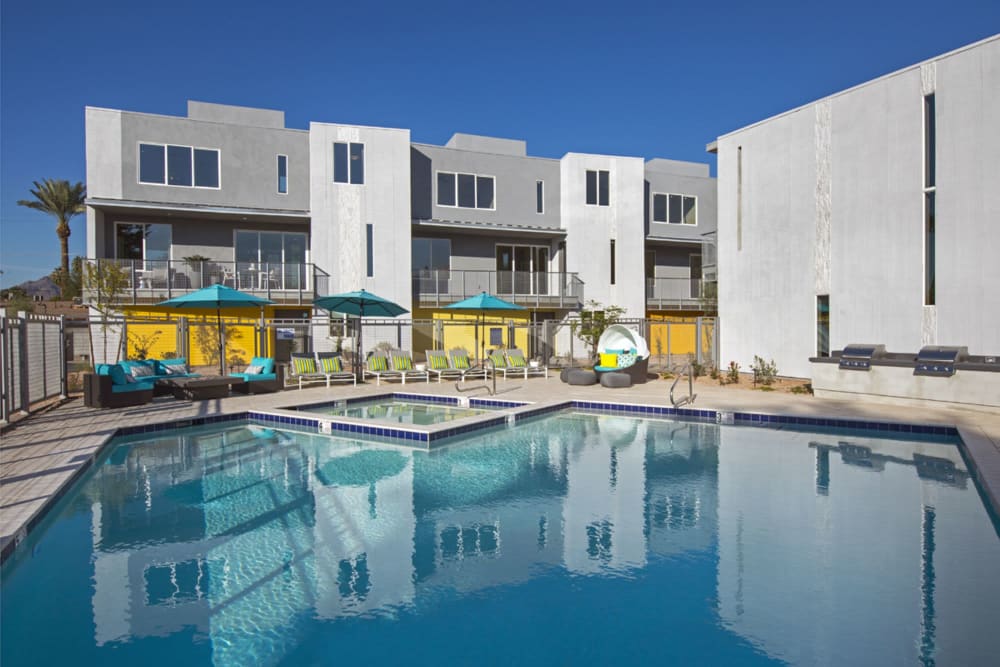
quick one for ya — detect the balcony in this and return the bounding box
[413,270,584,309]
[646,277,717,312]
[82,259,330,306]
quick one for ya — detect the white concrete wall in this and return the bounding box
[716,36,1000,378]
[560,153,646,318]
[309,122,412,353]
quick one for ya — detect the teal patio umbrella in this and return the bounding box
[313,289,409,380]
[443,292,525,363]
[158,284,273,375]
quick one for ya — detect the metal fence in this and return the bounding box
[1,311,67,424]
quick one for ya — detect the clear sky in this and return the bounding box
[1,0,997,288]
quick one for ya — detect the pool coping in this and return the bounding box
[0,391,994,565]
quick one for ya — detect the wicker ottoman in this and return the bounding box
[600,372,632,388]
[567,369,598,386]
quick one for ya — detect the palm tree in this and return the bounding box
[17,179,87,278]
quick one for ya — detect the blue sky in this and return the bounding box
[1,0,997,288]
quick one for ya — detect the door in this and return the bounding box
[496,246,513,294]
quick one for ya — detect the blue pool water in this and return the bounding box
[299,397,497,424]
[3,412,999,666]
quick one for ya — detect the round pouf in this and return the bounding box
[600,372,632,388]
[566,369,598,386]
[560,368,575,383]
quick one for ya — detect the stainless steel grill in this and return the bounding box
[838,344,887,371]
[914,346,968,377]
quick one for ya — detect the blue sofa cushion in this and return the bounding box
[107,364,131,386]
[248,356,275,375]
[230,372,277,382]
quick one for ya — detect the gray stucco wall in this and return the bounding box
[410,144,561,229]
[85,106,310,213]
[716,35,1000,378]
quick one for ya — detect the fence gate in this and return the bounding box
[1,311,67,424]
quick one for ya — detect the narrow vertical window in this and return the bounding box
[585,170,597,205]
[598,170,609,206]
[816,295,830,357]
[366,224,374,277]
[536,180,544,213]
[736,146,743,251]
[923,95,936,305]
[334,143,348,183]
[610,239,616,285]
[277,155,288,194]
[350,142,365,185]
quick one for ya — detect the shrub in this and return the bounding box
[726,361,741,384]
[751,355,778,386]
[790,383,813,395]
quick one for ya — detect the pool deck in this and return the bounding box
[2,374,999,562]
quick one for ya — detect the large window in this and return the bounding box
[586,170,609,206]
[412,237,451,294]
[115,223,171,262]
[235,230,308,290]
[652,193,697,225]
[436,171,495,209]
[138,143,219,188]
[496,244,549,295]
[333,142,364,184]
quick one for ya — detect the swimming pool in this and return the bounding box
[298,395,501,425]
[3,411,998,665]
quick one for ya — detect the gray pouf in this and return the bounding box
[567,369,598,386]
[560,368,575,383]
[600,372,632,388]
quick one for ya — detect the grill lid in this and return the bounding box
[914,346,968,377]
[838,344,886,371]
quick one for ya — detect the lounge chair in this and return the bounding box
[287,353,333,389]
[449,351,488,381]
[426,350,463,382]
[505,349,548,379]
[592,324,651,384]
[364,352,399,385]
[488,350,526,380]
[389,351,429,384]
[315,352,357,386]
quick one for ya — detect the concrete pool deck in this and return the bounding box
[2,374,999,561]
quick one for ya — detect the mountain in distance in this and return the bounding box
[5,275,61,300]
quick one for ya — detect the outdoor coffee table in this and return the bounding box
[158,376,243,401]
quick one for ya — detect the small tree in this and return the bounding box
[51,256,84,300]
[2,286,34,314]
[17,179,86,278]
[571,299,626,359]
[83,261,130,362]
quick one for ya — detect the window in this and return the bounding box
[333,142,364,184]
[496,244,550,295]
[610,240,616,285]
[366,224,374,277]
[817,295,830,357]
[586,170,609,206]
[138,143,220,189]
[277,155,288,194]
[536,180,544,213]
[115,223,172,271]
[923,94,936,305]
[412,237,451,294]
[652,193,697,224]
[235,230,308,290]
[436,171,496,209]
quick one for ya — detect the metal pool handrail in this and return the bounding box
[455,357,496,396]
[670,364,697,407]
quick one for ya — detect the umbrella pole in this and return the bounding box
[217,307,225,376]
[357,304,364,382]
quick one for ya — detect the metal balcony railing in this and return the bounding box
[413,270,584,308]
[82,258,329,306]
[646,277,717,311]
